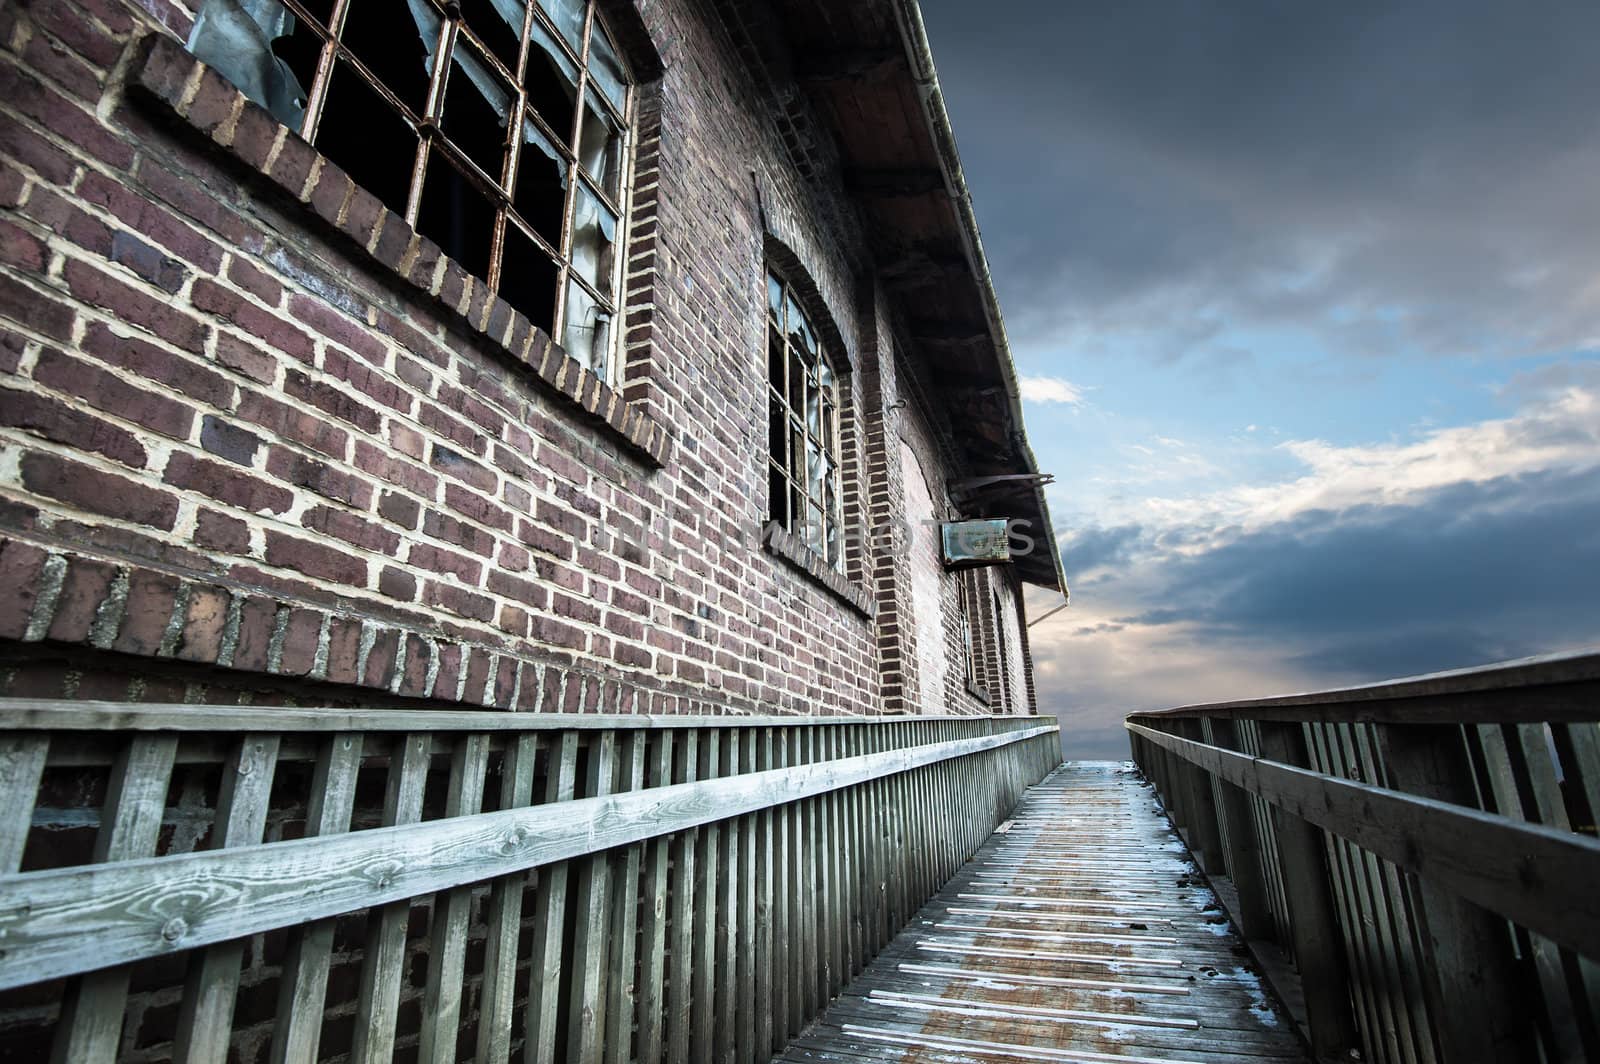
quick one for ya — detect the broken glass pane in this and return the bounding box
[577,96,623,198]
[417,151,495,280]
[805,503,824,556]
[513,117,566,247]
[524,17,579,145]
[805,375,821,438]
[561,277,611,375]
[538,0,585,51]
[768,394,787,466]
[767,274,783,325]
[342,0,440,117]
[461,0,524,72]
[586,20,627,113]
[441,36,514,180]
[187,0,309,128]
[499,220,559,331]
[570,181,616,290]
[787,346,806,412]
[315,61,419,214]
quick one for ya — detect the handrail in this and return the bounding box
[1125,650,1600,1064]
[0,726,1053,990]
[0,704,1062,1063]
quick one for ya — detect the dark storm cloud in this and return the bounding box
[919,0,1600,361]
[1065,465,1600,681]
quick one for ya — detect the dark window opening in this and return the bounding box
[417,151,496,282]
[187,0,634,379]
[316,62,420,216]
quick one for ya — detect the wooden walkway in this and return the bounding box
[776,761,1310,1064]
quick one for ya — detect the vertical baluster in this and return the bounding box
[735,729,757,1063]
[773,727,795,1048]
[799,728,819,1018]
[604,731,647,1064]
[1257,719,1360,1063]
[1203,719,1276,941]
[665,730,699,1064]
[753,727,775,1060]
[844,726,864,976]
[351,732,431,1064]
[715,730,738,1064]
[782,728,804,1043]
[1377,722,1531,1062]
[476,734,538,1064]
[634,730,675,1064]
[51,734,179,1064]
[824,727,844,998]
[0,734,47,874]
[528,731,580,1064]
[419,733,491,1064]
[692,730,720,1050]
[272,733,362,1064]
[1313,723,1403,1064]
[174,733,283,1063]
[569,731,619,1063]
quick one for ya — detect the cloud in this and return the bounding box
[921,0,1600,366]
[1027,384,1600,760]
[1019,375,1086,406]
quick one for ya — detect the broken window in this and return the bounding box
[187,0,634,380]
[767,268,844,571]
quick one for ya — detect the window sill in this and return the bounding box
[127,33,671,469]
[966,677,992,705]
[761,523,875,619]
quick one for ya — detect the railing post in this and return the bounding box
[1377,723,1534,1061]
[1204,718,1276,941]
[1257,719,1361,1063]
[1172,720,1226,874]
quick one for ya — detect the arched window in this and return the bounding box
[765,267,844,570]
[190,0,634,378]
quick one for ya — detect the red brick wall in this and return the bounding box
[0,0,996,722]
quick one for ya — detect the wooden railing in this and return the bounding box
[0,702,1060,1063]
[1126,650,1600,1064]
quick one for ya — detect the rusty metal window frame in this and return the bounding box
[274,0,635,381]
[766,266,844,571]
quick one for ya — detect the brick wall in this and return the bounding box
[0,0,945,723]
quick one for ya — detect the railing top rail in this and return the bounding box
[0,699,1056,733]
[1125,648,1600,725]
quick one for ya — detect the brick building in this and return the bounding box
[0,0,1063,724]
[0,0,1068,1056]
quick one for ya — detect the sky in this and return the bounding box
[919,0,1600,759]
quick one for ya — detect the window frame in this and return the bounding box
[765,265,845,573]
[267,0,636,381]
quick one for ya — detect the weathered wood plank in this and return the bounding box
[568,731,619,1064]
[270,732,362,1064]
[50,734,179,1064]
[666,730,699,1064]
[715,732,738,1064]
[173,734,282,1064]
[419,733,491,1064]
[351,732,431,1064]
[0,734,47,874]
[753,728,775,1061]
[692,731,721,1052]
[0,700,1043,733]
[528,730,580,1064]
[475,734,538,1064]
[603,731,647,1064]
[634,731,675,1064]
[0,725,1055,991]
[735,729,758,1064]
